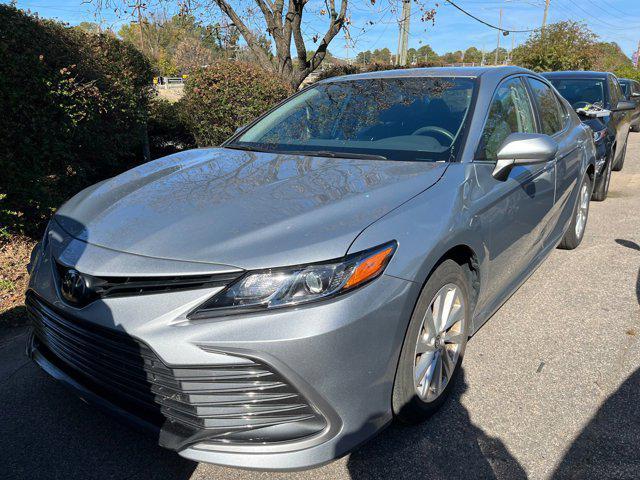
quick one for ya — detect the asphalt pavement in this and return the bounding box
[1,134,639,480]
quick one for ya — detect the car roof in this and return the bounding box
[541,71,612,80]
[319,66,533,83]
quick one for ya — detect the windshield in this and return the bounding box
[548,78,605,108]
[228,77,476,162]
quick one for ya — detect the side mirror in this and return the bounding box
[614,100,636,111]
[492,133,558,181]
[631,92,640,99]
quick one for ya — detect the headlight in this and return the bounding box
[189,241,396,319]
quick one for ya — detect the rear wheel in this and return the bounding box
[592,153,612,201]
[612,140,627,171]
[558,175,591,250]
[631,124,640,133]
[393,260,470,424]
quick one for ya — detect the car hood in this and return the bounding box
[55,147,446,270]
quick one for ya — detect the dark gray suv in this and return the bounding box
[27,66,596,470]
[619,77,640,132]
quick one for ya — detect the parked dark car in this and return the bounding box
[579,116,609,200]
[542,72,635,185]
[618,77,640,132]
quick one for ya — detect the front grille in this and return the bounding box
[26,294,325,450]
[54,261,243,306]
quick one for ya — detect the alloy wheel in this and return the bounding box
[575,182,590,238]
[413,283,466,402]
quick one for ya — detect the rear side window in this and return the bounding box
[478,77,535,161]
[620,81,630,97]
[528,78,565,135]
[608,76,621,106]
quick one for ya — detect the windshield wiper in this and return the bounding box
[224,145,388,161]
[224,144,273,153]
[286,150,388,161]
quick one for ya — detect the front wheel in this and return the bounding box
[558,175,592,250]
[592,154,612,201]
[612,140,627,171]
[392,260,471,424]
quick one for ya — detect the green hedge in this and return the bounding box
[0,6,155,236]
[182,61,291,146]
[147,98,196,159]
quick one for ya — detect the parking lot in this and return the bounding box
[1,133,639,480]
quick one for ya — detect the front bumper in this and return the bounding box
[27,233,419,470]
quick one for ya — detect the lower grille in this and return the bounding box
[26,294,326,449]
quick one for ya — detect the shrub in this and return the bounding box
[182,61,291,146]
[315,63,363,81]
[147,98,196,159]
[0,6,155,237]
[313,61,443,83]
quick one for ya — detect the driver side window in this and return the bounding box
[478,77,536,161]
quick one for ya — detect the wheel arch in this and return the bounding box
[425,244,481,317]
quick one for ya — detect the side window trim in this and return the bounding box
[473,74,535,162]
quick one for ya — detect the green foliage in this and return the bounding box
[147,98,196,159]
[511,21,597,71]
[118,14,240,76]
[0,5,154,236]
[592,42,633,72]
[614,65,640,83]
[182,62,291,146]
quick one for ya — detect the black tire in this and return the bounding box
[558,175,592,250]
[392,259,471,424]
[592,153,612,201]
[612,140,627,171]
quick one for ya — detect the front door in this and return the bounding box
[471,76,556,314]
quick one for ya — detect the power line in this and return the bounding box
[445,0,537,33]
[559,0,639,30]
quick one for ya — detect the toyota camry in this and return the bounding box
[27,66,596,470]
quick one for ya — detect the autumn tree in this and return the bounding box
[511,21,597,71]
[94,1,438,89]
[591,41,633,72]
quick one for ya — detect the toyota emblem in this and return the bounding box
[61,269,87,304]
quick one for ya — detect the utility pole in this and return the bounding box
[542,0,551,29]
[508,33,515,65]
[481,43,486,66]
[635,39,640,68]
[397,0,411,66]
[134,0,145,52]
[495,8,502,65]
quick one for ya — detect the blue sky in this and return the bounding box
[7,0,640,60]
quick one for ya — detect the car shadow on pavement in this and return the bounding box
[0,342,198,480]
[345,368,527,480]
[551,367,640,480]
[0,215,199,480]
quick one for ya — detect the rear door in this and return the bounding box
[526,76,583,239]
[608,75,631,151]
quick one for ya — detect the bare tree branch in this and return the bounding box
[212,0,275,71]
